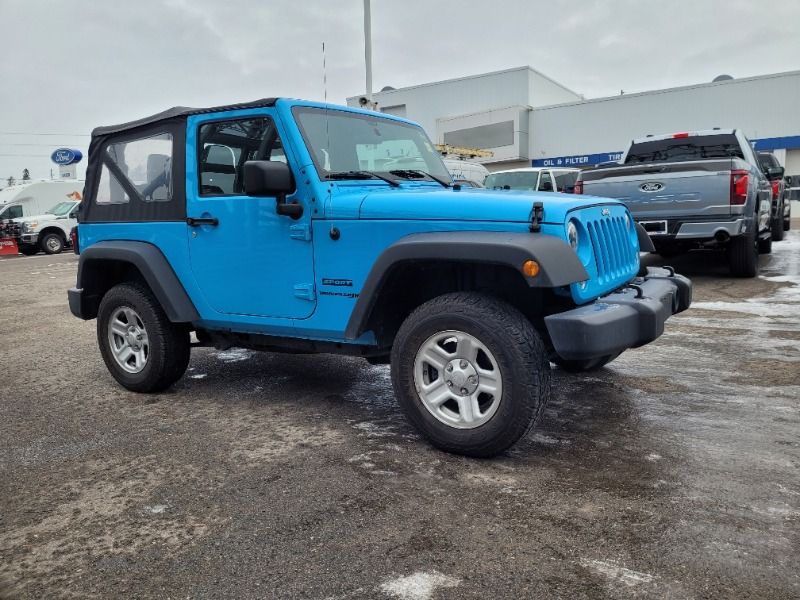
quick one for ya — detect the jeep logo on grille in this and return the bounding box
[640,181,664,193]
[601,208,611,216]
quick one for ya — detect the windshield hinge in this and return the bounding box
[293,283,315,301]
[529,202,544,233]
[289,223,312,241]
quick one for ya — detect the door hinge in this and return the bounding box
[289,223,312,241]
[293,283,315,301]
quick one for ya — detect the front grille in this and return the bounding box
[586,215,638,285]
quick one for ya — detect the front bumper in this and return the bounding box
[545,267,692,361]
[68,287,100,320]
[18,233,39,244]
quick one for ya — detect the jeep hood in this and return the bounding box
[355,186,617,223]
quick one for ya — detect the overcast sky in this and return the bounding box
[1,0,798,183]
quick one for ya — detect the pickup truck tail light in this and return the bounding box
[573,180,584,194]
[770,180,780,200]
[730,170,749,205]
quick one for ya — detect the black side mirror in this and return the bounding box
[766,165,785,181]
[242,161,302,219]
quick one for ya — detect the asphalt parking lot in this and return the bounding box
[1,234,798,600]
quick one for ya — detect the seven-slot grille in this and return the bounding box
[586,215,638,285]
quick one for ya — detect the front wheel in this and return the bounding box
[97,282,190,392]
[19,244,39,256]
[391,292,551,458]
[40,232,64,255]
[771,203,785,242]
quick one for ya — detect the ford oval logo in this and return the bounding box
[640,181,664,193]
[51,148,83,166]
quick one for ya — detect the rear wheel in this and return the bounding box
[391,292,550,458]
[97,282,190,392]
[728,227,758,277]
[552,352,621,373]
[40,232,64,255]
[758,234,772,255]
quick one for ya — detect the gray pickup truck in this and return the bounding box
[576,129,773,277]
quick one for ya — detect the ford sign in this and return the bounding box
[640,181,664,193]
[51,148,83,166]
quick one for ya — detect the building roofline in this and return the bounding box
[532,69,800,112]
[347,65,581,100]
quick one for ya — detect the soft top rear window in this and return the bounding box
[625,135,743,164]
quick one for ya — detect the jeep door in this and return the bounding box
[185,111,315,319]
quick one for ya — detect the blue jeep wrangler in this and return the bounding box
[68,98,691,457]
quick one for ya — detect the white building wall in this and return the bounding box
[346,66,582,139]
[530,71,800,160]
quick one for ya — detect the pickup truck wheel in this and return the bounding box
[97,283,190,393]
[40,232,64,255]
[552,352,621,373]
[728,227,758,277]
[771,204,785,241]
[391,292,551,458]
[19,244,38,256]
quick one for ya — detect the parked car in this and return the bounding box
[486,168,581,193]
[757,151,790,240]
[12,200,80,255]
[576,129,773,277]
[68,98,691,457]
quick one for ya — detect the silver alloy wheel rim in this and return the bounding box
[46,236,61,252]
[413,329,503,429]
[107,306,149,374]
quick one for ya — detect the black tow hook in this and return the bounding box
[662,265,675,277]
[626,283,645,298]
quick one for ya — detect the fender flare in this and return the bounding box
[344,231,589,340]
[75,240,199,322]
[635,222,655,252]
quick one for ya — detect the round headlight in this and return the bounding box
[624,212,632,230]
[567,221,579,249]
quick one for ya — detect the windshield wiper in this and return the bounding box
[326,170,399,187]
[389,169,451,188]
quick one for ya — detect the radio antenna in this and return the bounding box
[323,42,331,171]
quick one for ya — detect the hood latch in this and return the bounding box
[529,201,544,233]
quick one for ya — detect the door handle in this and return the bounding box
[187,216,219,227]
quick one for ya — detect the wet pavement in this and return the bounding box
[1,233,798,599]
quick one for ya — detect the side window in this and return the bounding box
[538,171,554,191]
[198,117,284,196]
[6,205,23,219]
[106,133,173,202]
[554,171,578,193]
[95,163,130,204]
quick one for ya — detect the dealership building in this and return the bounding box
[346,67,800,177]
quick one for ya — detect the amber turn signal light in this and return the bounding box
[522,260,540,277]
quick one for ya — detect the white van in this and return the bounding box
[484,167,580,193]
[442,159,490,187]
[0,180,85,221]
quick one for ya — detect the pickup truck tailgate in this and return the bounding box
[582,160,734,220]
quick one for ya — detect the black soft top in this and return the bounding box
[91,98,278,137]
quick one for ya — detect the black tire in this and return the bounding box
[728,227,758,277]
[40,232,64,255]
[390,292,551,458]
[97,282,190,393]
[552,352,621,373]
[18,244,38,256]
[785,215,792,232]
[758,234,772,255]
[771,204,785,241]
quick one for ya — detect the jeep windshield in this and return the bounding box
[47,201,76,216]
[292,107,451,183]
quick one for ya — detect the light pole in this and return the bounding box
[363,0,374,109]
